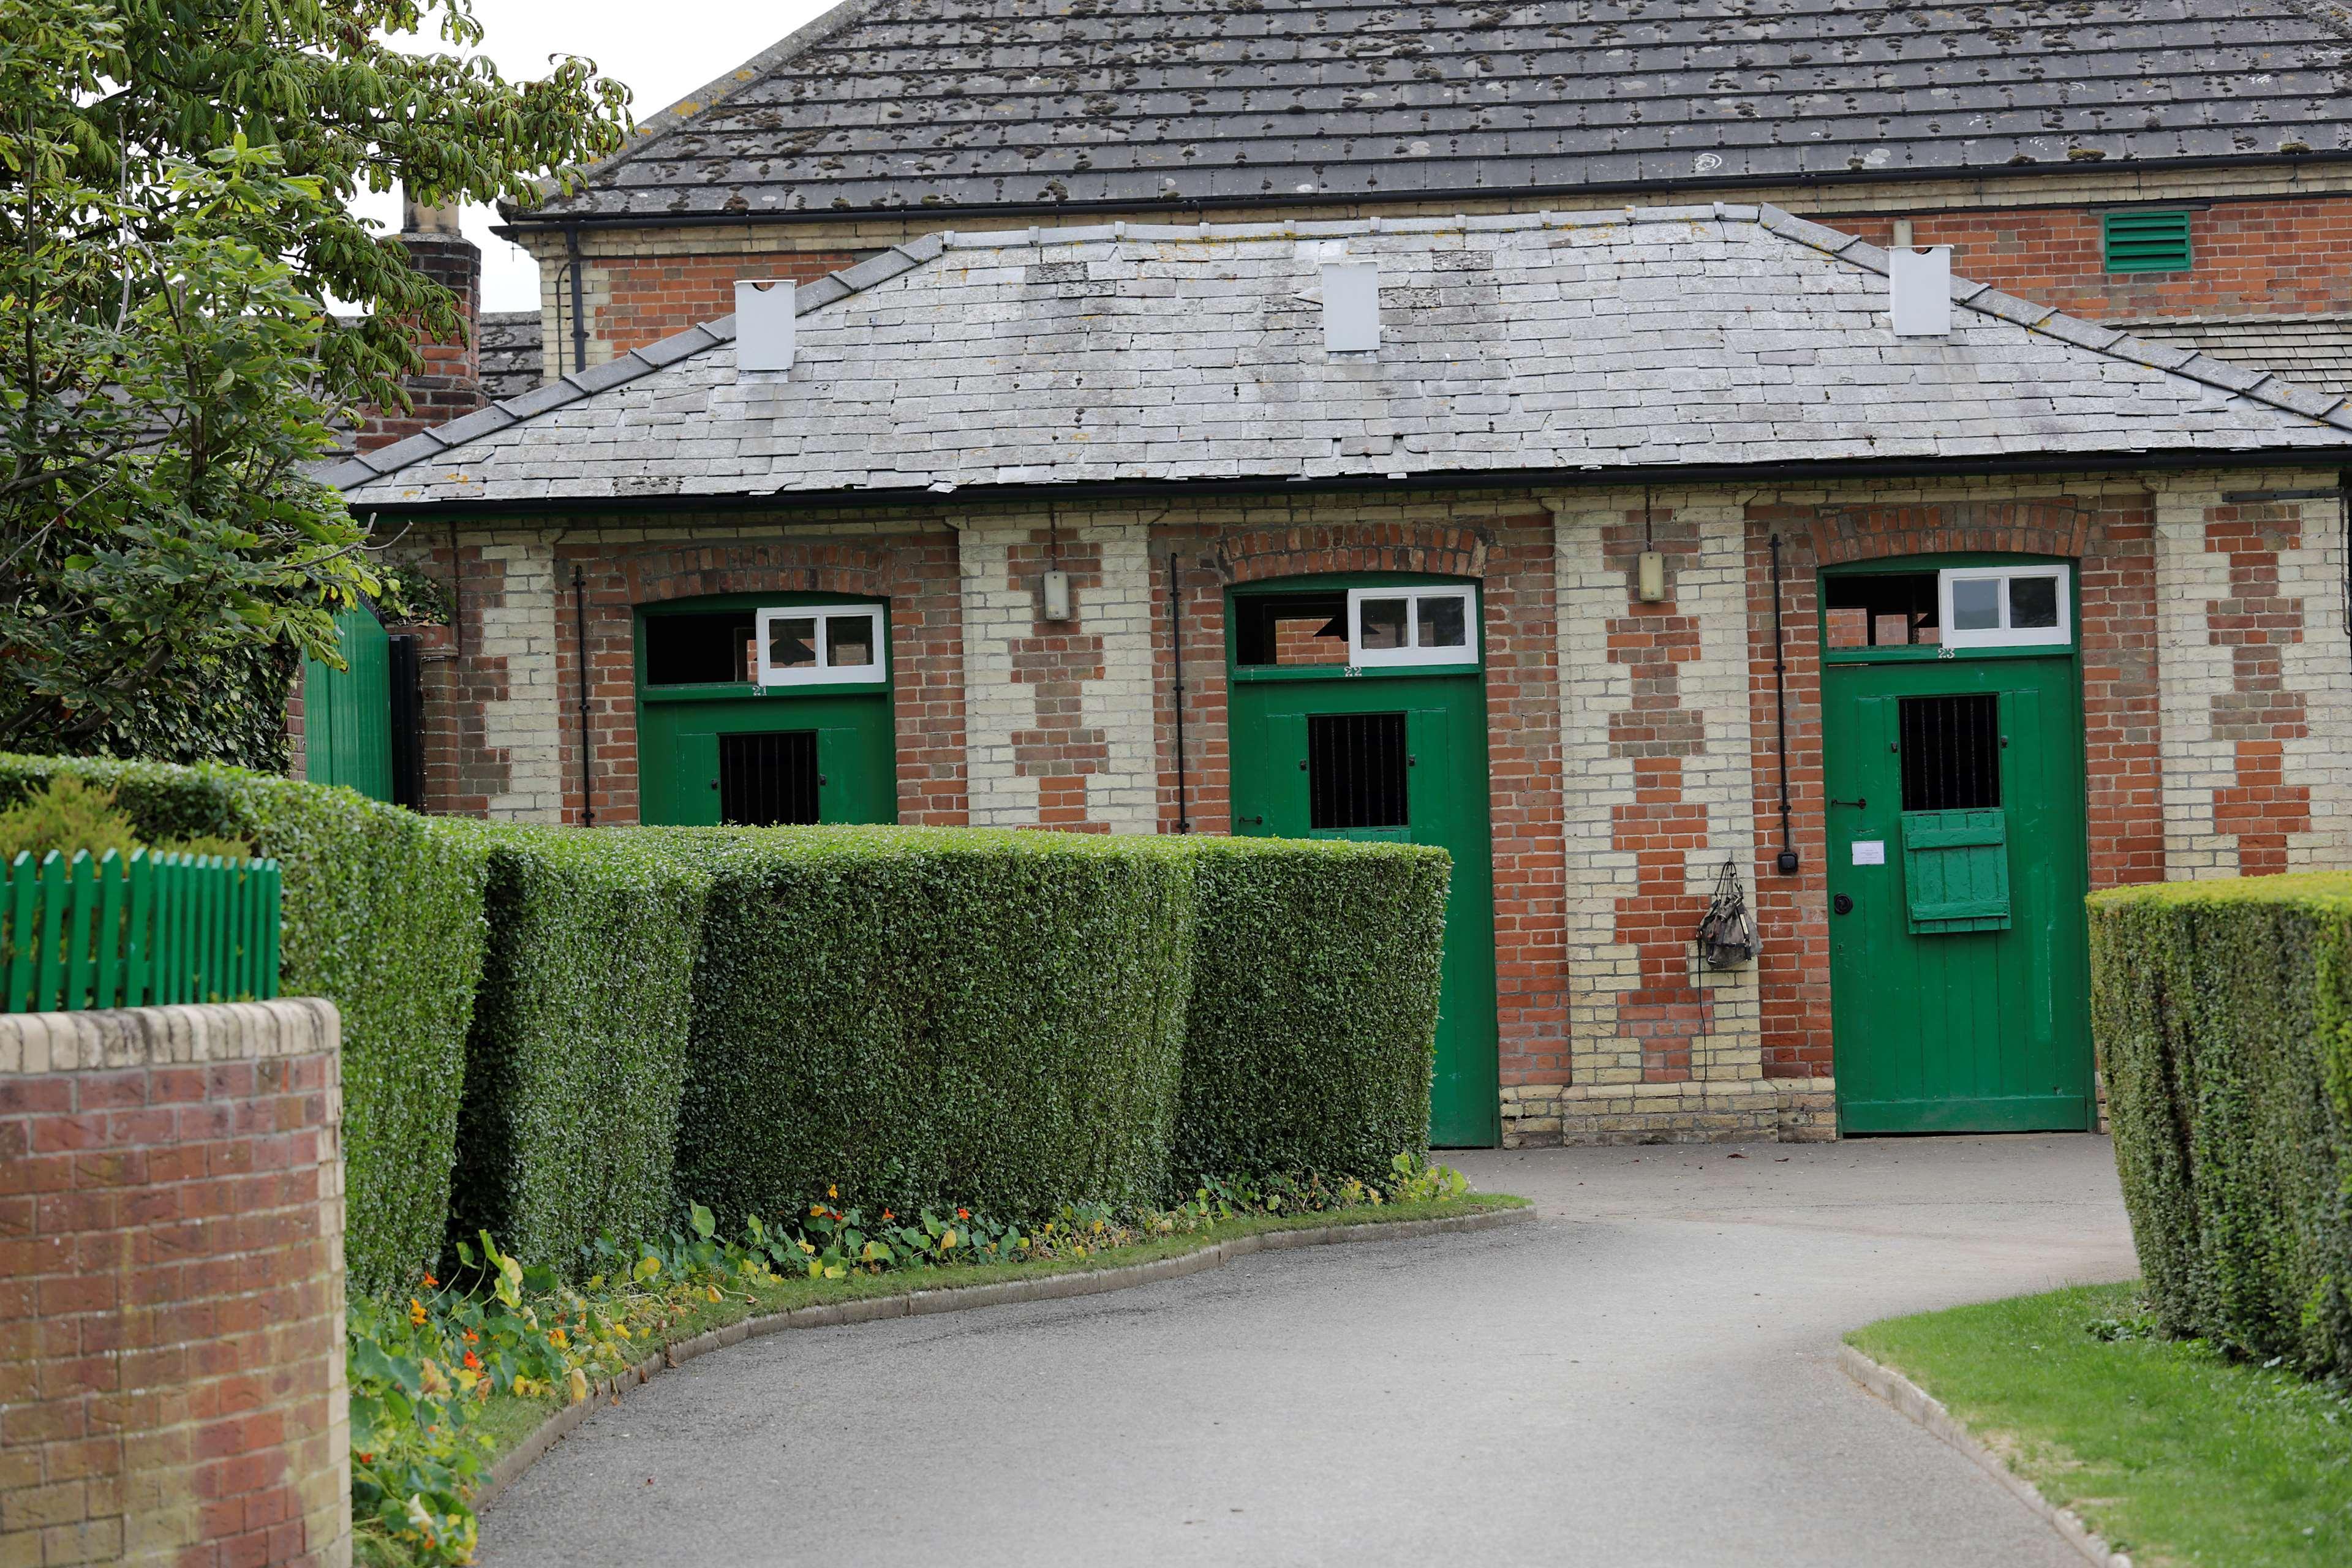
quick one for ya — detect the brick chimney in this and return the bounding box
[355,197,486,451]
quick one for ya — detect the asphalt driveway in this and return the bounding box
[479,1134,2136,1567]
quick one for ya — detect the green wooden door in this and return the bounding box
[1823,655,2092,1133]
[303,607,394,801]
[1229,674,1499,1147]
[639,693,895,826]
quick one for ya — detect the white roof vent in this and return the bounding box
[735,279,796,372]
[1322,260,1380,353]
[1888,246,1952,337]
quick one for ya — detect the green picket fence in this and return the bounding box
[2,849,282,1013]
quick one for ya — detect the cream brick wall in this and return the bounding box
[1682,497,1765,1083]
[474,532,566,821]
[2275,480,2352,869]
[1080,517,1164,834]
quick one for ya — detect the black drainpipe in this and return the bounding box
[1169,551,1191,834]
[563,224,590,378]
[1770,535,1798,875]
[572,565,595,827]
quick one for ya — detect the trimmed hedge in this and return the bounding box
[650,826,1197,1229]
[2087,874,2352,1379]
[1170,838,1450,1191]
[440,824,710,1276]
[0,755,489,1299]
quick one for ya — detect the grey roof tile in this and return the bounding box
[339,206,2352,505]
[512,1,2352,225]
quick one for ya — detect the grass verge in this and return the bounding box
[1849,1280,2352,1567]
[470,1193,1529,1471]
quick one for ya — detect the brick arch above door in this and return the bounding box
[1798,500,2099,567]
[616,542,893,605]
[1216,524,1491,585]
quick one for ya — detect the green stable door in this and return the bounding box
[1822,653,2092,1133]
[636,597,898,827]
[1227,579,1499,1147]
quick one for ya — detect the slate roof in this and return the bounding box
[2122,313,2352,398]
[514,0,2352,225]
[478,312,545,401]
[328,204,2352,505]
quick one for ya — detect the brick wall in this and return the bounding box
[1834,195,2352,322]
[2154,472,2352,878]
[0,1000,347,1568]
[551,247,859,373]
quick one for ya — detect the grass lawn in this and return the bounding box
[1849,1281,2352,1568]
[470,1191,1530,1471]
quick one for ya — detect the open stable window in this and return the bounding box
[755,605,886,687]
[1937,565,2069,650]
[1347,586,1477,668]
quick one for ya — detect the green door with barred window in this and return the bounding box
[1226,576,1499,1148]
[635,595,897,827]
[1821,559,2092,1134]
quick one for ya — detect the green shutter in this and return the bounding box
[1900,809,2012,934]
[2103,210,2193,274]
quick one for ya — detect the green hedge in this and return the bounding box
[440,824,709,1276]
[0,755,489,1299]
[1170,838,1450,1191]
[2087,875,2352,1379]
[650,826,1196,1229]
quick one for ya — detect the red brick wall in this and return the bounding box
[592,250,859,361]
[553,535,968,827]
[1147,518,1569,1088]
[1743,496,2166,1078]
[0,1001,346,1568]
[1834,195,2352,320]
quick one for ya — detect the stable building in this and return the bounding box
[322,205,2352,1146]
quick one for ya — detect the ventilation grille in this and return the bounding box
[2103,211,2193,274]
[719,731,819,826]
[1899,695,2000,812]
[1308,712,1408,830]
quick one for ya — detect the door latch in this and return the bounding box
[1833,894,1854,916]
[1828,796,1868,810]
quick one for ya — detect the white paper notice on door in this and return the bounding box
[1851,840,1887,866]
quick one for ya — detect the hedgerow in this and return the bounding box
[440,824,710,1279]
[2087,873,2352,1379]
[0,753,489,1298]
[647,826,1197,1229]
[1170,837,1450,1190]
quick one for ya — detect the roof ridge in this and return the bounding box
[327,205,2352,496]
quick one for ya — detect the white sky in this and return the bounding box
[353,0,837,311]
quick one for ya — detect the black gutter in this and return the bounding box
[492,150,2352,238]
[1168,550,1190,835]
[347,444,2352,522]
[571,565,595,829]
[1769,534,1798,877]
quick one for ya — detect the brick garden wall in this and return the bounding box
[0,1000,347,1568]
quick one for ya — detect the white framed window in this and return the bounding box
[1346,586,1478,667]
[1936,566,2070,650]
[754,605,886,687]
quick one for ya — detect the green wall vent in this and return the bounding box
[2103,211,2193,274]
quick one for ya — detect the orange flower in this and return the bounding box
[881,1210,894,1221]
[422,1273,437,1289]
[463,1351,481,1371]
[408,1298,426,1327]
[956,1208,970,1221]
[462,1329,478,1345]
[826,1185,839,1199]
